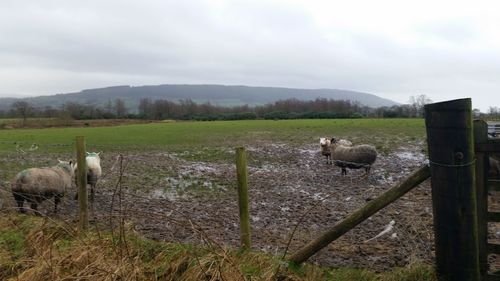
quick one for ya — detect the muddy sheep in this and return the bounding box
[12,160,75,214]
[330,137,377,175]
[74,152,102,201]
[319,137,352,164]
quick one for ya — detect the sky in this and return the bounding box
[0,0,499,111]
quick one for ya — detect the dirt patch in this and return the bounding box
[0,118,155,130]
[0,141,434,271]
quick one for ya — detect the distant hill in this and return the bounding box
[0,84,398,111]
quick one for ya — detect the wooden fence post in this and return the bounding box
[424,98,480,281]
[474,120,489,279]
[288,165,430,265]
[236,147,251,250]
[76,136,88,232]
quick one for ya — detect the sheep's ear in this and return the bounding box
[97,151,102,156]
[330,138,336,143]
[58,159,63,163]
[86,152,91,156]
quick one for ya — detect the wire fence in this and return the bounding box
[0,148,436,272]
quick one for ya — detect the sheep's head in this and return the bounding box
[320,137,331,147]
[57,160,76,176]
[86,151,102,165]
[86,151,101,158]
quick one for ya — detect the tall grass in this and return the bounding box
[0,213,436,281]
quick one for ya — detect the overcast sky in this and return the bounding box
[1,0,499,111]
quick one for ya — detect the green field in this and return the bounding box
[0,118,425,154]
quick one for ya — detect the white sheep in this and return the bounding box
[330,138,377,175]
[319,137,352,164]
[11,160,75,214]
[74,152,102,201]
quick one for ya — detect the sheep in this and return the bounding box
[319,137,332,164]
[74,152,102,201]
[490,156,500,179]
[330,137,377,175]
[11,160,75,214]
[319,137,353,164]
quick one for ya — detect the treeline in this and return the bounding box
[137,98,365,120]
[2,96,497,121]
[1,98,367,121]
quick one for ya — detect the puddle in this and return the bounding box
[396,151,426,162]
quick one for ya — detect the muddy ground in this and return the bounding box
[1,141,436,271]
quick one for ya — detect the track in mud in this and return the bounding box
[1,142,433,271]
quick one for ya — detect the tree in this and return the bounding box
[11,101,33,124]
[409,94,432,117]
[62,102,87,119]
[488,106,499,117]
[43,106,58,118]
[114,98,128,118]
[138,98,153,119]
[472,108,482,118]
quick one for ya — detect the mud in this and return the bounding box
[0,141,434,271]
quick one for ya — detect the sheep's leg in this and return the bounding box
[54,195,61,213]
[90,184,95,202]
[341,167,347,175]
[359,166,371,179]
[30,202,41,216]
[13,193,26,213]
[363,166,371,177]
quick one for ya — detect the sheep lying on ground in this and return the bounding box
[11,160,75,214]
[319,137,352,164]
[330,137,377,175]
[74,152,102,201]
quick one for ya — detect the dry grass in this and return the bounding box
[0,212,437,281]
[0,212,287,280]
[0,118,153,130]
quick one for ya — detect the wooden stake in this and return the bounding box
[236,147,251,250]
[76,136,88,232]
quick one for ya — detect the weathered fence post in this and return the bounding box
[424,98,480,281]
[236,147,251,250]
[76,136,88,232]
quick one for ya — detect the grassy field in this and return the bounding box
[0,118,426,154]
[0,118,426,182]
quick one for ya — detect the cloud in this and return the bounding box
[0,0,499,111]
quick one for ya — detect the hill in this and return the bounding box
[0,84,398,111]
